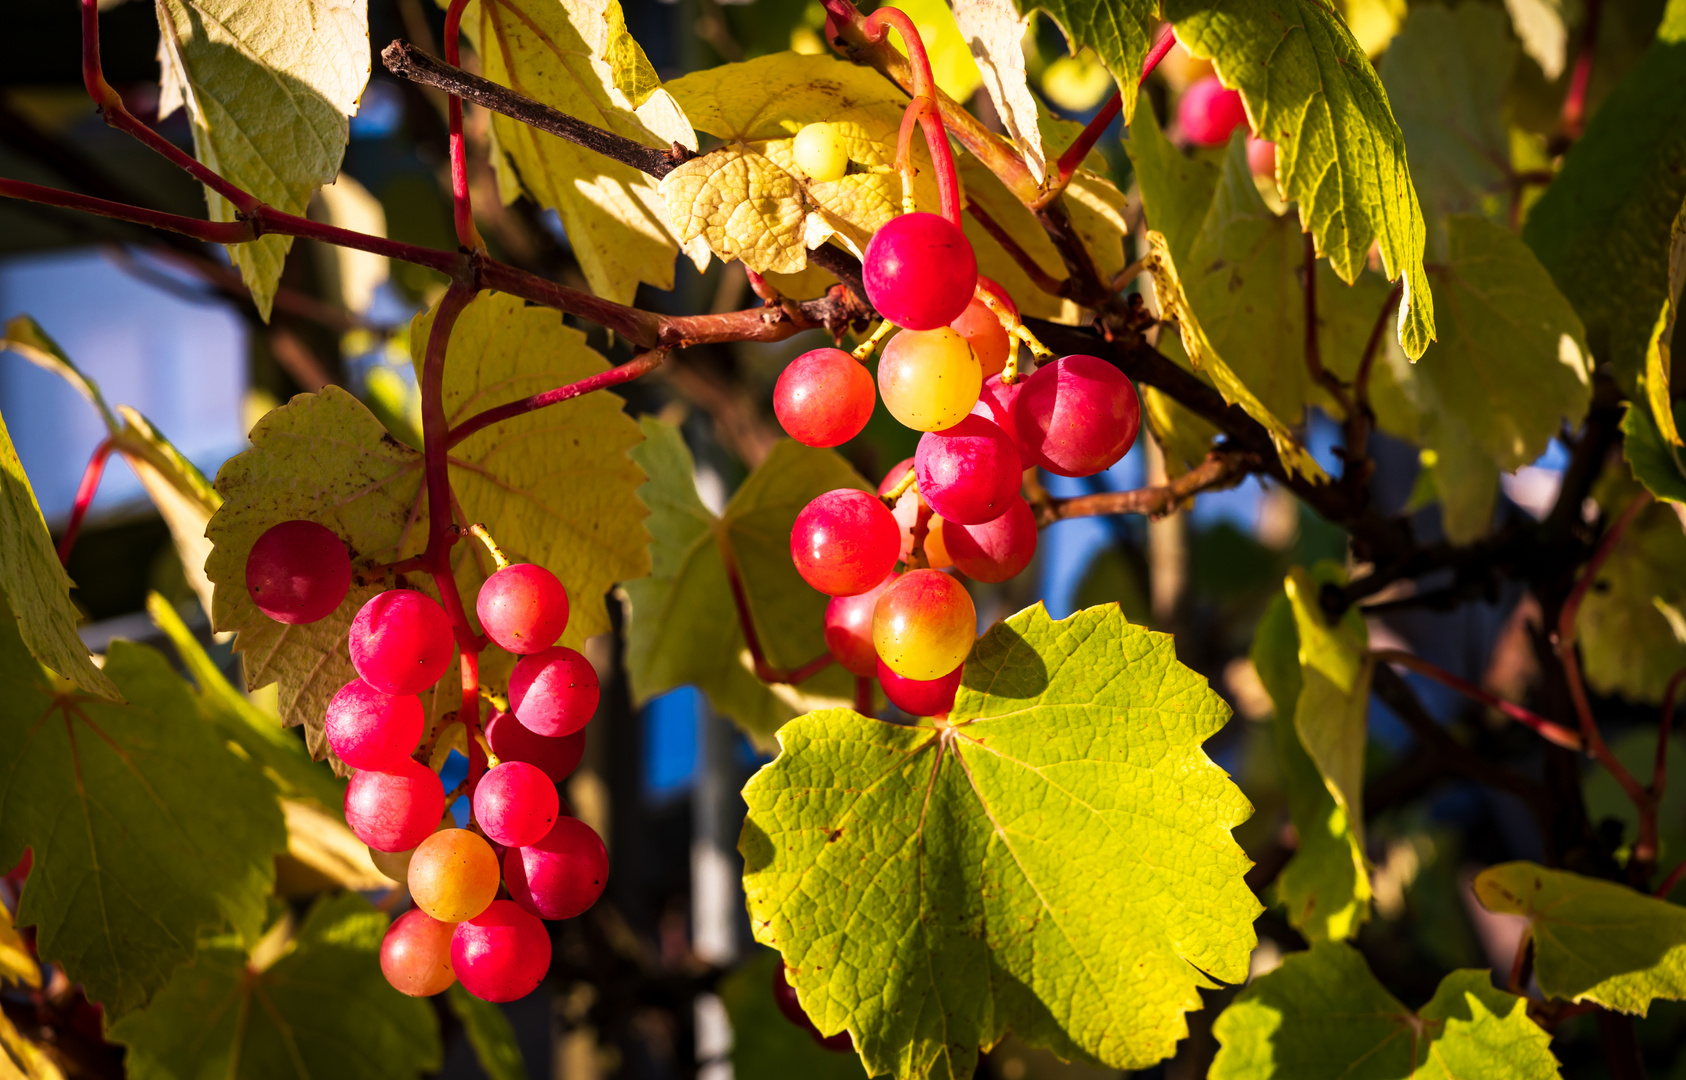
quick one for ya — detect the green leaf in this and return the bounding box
[1,315,118,434]
[1629,196,1686,501]
[155,0,370,319]
[446,983,528,1080]
[1474,861,1686,1014]
[1166,0,1436,359]
[113,406,222,617]
[622,419,858,744]
[660,147,809,275]
[720,950,872,1080]
[1576,489,1686,703]
[1623,399,1686,506]
[1028,0,1157,125]
[741,603,1259,1078]
[0,607,285,1017]
[110,892,442,1079]
[1211,942,1560,1078]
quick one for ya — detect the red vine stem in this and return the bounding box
[854,676,874,716]
[862,7,962,227]
[1559,0,1604,139]
[1369,649,1583,751]
[1657,668,1685,801]
[56,437,113,565]
[442,0,483,251]
[1657,856,1686,898]
[447,351,665,449]
[718,531,835,686]
[1050,23,1176,189]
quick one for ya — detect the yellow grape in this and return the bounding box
[408,828,500,922]
[877,328,982,432]
[872,569,976,680]
[792,122,850,182]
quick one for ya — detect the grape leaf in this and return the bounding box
[952,0,1045,182]
[741,603,1260,1078]
[1474,861,1686,1014]
[720,950,872,1080]
[1284,566,1371,859]
[1576,487,1686,704]
[0,902,38,990]
[621,419,857,744]
[109,892,442,1079]
[660,147,809,275]
[446,983,528,1080]
[1028,0,1157,125]
[1628,197,1686,502]
[1211,942,1560,1078]
[1624,399,1686,506]
[1166,0,1436,359]
[1,315,118,434]
[885,0,985,105]
[155,0,369,320]
[0,608,285,1017]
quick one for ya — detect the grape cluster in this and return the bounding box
[244,523,608,1002]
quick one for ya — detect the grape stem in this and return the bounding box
[1368,649,1583,751]
[850,320,897,362]
[881,467,918,506]
[56,437,113,566]
[462,523,512,571]
[1043,23,1178,202]
[861,8,963,227]
[718,531,836,686]
[443,0,485,251]
[974,286,1050,385]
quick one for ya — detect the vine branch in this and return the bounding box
[1369,649,1583,751]
[1030,447,1254,526]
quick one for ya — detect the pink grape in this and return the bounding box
[914,415,1022,525]
[873,569,976,680]
[1247,136,1276,178]
[451,900,551,1002]
[324,678,423,770]
[949,276,1017,379]
[772,965,852,1052]
[476,564,569,655]
[245,519,351,624]
[349,590,455,696]
[1014,355,1141,477]
[790,489,901,596]
[1179,75,1248,147]
[823,573,897,676]
[485,710,585,783]
[774,348,876,447]
[503,816,609,921]
[862,212,978,330]
[508,646,599,737]
[380,909,457,997]
[474,761,560,848]
[972,374,1025,453]
[344,759,446,852]
[879,459,953,570]
[877,658,962,716]
[944,498,1037,583]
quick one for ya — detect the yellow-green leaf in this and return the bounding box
[1,316,118,434]
[1577,486,1686,704]
[1029,0,1157,125]
[0,1008,63,1080]
[0,902,39,990]
[1628,196,1686,502]
[660,147,808,274]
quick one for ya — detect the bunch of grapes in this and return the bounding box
[245,523,608,1002]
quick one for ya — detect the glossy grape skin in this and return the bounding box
[972,374,1025,453]
[877,658,963,716]
[773,348,875,447]
[772,965,853,1052]
[476,564,569,655]
[789,489,902,596]
[879,459,952,570]
[863,212,978,330]
[949,277,1017,379]
[1247,136,1276,179]
[877,327,982,432]
[943,498,1037,583]
[324,678,423,770]
[408,828,501,922]
[485,710,585,783]
[473,761,560,848]
[245,519,351,624]
[1179,75,1248,147]
[344,759,446,852]
[349,590,455,696]
[914,415,1022,525]
[873,569,976,680]
[792,122,850,182]
[503,816,609,921]
[380,909,457,997]
[823,573,896,676]
[451,900,552,1002]
[1014,355,1141,477]
[508,646,599,737]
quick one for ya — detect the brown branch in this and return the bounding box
[1302,231,1353,417]
[1033,448,1254,526]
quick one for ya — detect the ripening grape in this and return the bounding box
[792,121,850,182]
[873,569,976,680]
[877,658,963,716]
[823,573,896,676]
[1179,75,1248,147]
[380,909,457,997]
[772,965,853,1052]
[409,828,501,922]
[344,759,446,852]
[476,564,569,655]
[1014,355,1141,477]
[324,678,423,770]
[877,327,982,432]
[349,590,455,696]
[451,899,552,1002]
[245,519,352,625]
[789,489,902,596]
[949,277,1017,379]
[503,815,609,921]
[774,348,875,447]
[474,761,560,848]
[943,498,1037,583]
[508,646,599,737]
[485,710,585,784]
[879,459,953,570]
[862,212,978,330]
[914,415,1022,525]
[1246,136,1276,179]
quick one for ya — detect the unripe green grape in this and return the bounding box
[872,569,976,680]
[877,328,981,432]
[408,828,501,923]
[793,122,850,182]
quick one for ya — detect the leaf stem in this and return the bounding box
[860,7,965,226]
[718,530,836,686]
[1302,232,1353,418]
[446,351,664,450]
[1559,0,1605,140]
[1046,23,1175,196]
[1656,856,1686,897]
[442,0,485,251]
[56,437,113,565]
[1369,649,1584,751]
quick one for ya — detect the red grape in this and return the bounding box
[349,590,455,696]
[879,460,953,570]
[451,899,552,1002]
[245,519,351,625]
[409,828,501,922]
[774,348,875,447]
[862,212,978,330]
[944,498,1037,583]
[474,761,560,848]
[790,489,901,596]
[344,759,446,852]
[503,816,608,921]
[914,415,1022,525]
[1179,75,1248,147]
[380,909,457,997]
[508,646,599,737]
[324,678,423,770]
[877,658,962,716]
[485,710,585,783]
[971,374,1024,452]
[823,572,896,676]
[949,277,1017,379]
[1247,136,1276,178]
[772,964,853,1052]
[476,564,569,655]
[873,569,976,680]
[1014,355,1141,477]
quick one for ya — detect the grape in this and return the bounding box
[914,415,1022,525]
[1179,75,1248,147]
[792,121,850,182]
[508,646,599,737]
[368,814,451,883]
[949,277,1017,379]
[324,678,423,770]
[1247,136,1276,179]
[880,459,953,570]
[873,569,976,680]
[972,374,1024,453]
[877,658,963,716]
[503,816,608,921]
[943,498,1037,583]
[473,761,560,848]
[380,909,457,997]
[823,572,896,676]
[772,964,853,1052]
[485,710,585,783]
[789,489,902,596]
[877,327,982,432]
[349,590,455,696]
[344,759,446,852]
[476,564,569,655]
[245,519,351,625]
[862,212,978,330]
[1014,355,1141,478]
[408,828,501,922]
[451,900,552,1002]
[774,348,875,447]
